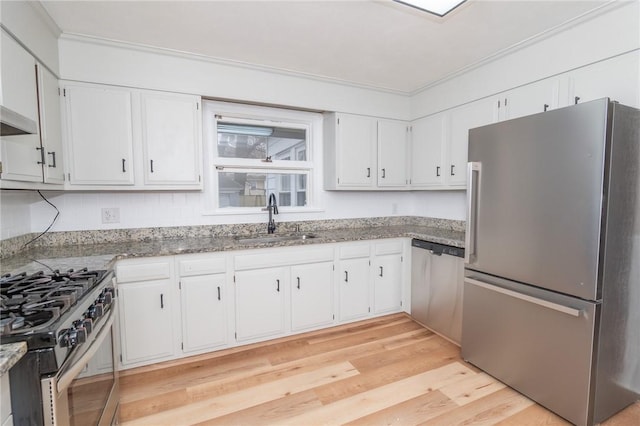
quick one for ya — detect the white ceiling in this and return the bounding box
[40,0,609,94]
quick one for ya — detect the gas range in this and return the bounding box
[1,268,114,368]
[1,266,119,425]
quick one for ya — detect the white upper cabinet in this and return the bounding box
[498,78,560,121]
[141,92,201,186]
[0,29,38,123]
[447,97,496,187]
[324,112,376,189]
[37,64,64,184]
[64,84,135,185]
[324,113,408,190]
[567,52,640,109]
[410,113,446,188]
[62,82,203,190]
[377,119,408,188]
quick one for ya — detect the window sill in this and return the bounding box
[202,207,325,216]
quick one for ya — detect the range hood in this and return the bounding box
[0,105,38,136]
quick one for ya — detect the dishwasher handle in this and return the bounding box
[411,239,464,258]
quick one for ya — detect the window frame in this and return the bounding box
[202,100,323,215]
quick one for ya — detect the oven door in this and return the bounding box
[41,305,119,426]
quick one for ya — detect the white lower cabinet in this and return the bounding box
[291,262,334,332]
[119,278,177,365]
[116,239,407,369]
[180,274,227,353]
[235,267,287,342]
[373,242,404,315]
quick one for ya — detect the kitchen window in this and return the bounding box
[204,101,320,212]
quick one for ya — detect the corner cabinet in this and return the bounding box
[62,82,202,190]
[323,112,408,190]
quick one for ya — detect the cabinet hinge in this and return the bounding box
[199,175,202,182]
[196,103,200,110]
[337,118,340,125]
[233,275,236,283]
[68,173,71,181]
[497,100,501,108]
[401,256,403,262]
[337,178,340,184]
[400,301,403,306]
[181,342,184,350]
[504,98,508,106]
[119,354,122,363]
[58,88,61,96]
[179,281,182,290]
[333,264,335,271]
[235,332,237,339]
[369,260,371,266]
[333,314,335,320]
[368,307,371,313]
[63,88,66,97]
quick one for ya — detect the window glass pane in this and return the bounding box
[217,122,307,161]
[218,171,307,208]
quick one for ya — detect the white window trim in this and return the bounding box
[201,100,324,216]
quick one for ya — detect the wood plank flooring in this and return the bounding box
[119,313,640,425]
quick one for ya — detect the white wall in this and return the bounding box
[0,191,38,240]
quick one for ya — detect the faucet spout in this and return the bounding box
[267,193,278,234]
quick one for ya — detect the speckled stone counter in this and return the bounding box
[0,342,27,376]
[1,217,465,274]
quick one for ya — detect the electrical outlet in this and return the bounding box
[101,208,120,224]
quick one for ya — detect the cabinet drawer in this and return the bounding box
[117,257,173,283]
[339,243,370,259]
[177,254,226,277]
[461,276,597,426]
[374,240,404,256]
[235,246,334,271]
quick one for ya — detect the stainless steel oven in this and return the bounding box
[2,268,119,426]
[41,297,119,426]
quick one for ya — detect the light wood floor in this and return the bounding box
[119,313,640,425]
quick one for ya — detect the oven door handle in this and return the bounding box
[57,309,115,392]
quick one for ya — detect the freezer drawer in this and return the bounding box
[461,274,599,426]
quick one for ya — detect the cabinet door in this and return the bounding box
[338,257,370,322]
[37,64,64,184]
[335,114,376,187]
[0,134,42,182]
[65,85,134,185]
[181,274,227,353]
[502,78,560,121]
[373,254,403,315]
[235,267,286,342]
[377,120,407,187]
[291,262,334,332]
[410,114,445,187]
[1,30,38,123]
[568,52,640,109]
[119,279,176,365]
[448,98,496,186]
[141,93,202,186]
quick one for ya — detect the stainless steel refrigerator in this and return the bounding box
[462,98,639,426]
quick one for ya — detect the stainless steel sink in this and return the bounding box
[235,233,317,244]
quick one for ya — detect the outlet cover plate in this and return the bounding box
[102,208,120,224]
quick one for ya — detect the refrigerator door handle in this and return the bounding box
[465,162,481,264]
[465,278,581,317]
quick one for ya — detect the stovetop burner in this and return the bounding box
[0,268,106,336]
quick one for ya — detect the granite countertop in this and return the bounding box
[0,342,27,376]
[1,224,464,275]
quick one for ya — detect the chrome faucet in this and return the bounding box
[267,193,278,234]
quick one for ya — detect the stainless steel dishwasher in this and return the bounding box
[411,239,465,344]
